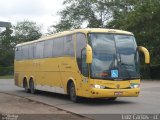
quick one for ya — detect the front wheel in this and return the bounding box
[69,82,79,102]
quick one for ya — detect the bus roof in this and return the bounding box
[16,28,133,47]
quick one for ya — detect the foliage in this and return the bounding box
[150,64,160,79]
[14,20,42,43]
[0,28,14,67]
[0,75,13,79]
[52,0,116,32]
[52,0,140,32]
[0,66,13,76]
[0,20,42,75]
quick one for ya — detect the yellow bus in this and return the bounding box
[14,28,150,102]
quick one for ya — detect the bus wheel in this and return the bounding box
[23,79,29,93]
[108,97,117,101]
[29,79,36,94]
[69,82,79,102]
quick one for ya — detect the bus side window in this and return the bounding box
[81,49,88,77]
[44,40,53,58]
[28,44,34,59]
[53,37,64,57]
[64,35,74,56]
[22,45,29,60]
[15,47,21,60]
[35,42,44,58]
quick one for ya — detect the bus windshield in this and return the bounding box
[89,33,140,80]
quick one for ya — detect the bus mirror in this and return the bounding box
[138,46,150,64]
[86,44,93,63]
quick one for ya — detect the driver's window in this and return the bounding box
[76,33,87,72]
[81,49,88,77]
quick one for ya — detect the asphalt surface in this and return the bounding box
[0,92,91,120]
[0,79,160,120]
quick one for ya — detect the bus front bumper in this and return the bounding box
[87,88,140,98]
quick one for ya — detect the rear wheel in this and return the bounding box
[24,79,29,93]
[29,79,36,94]
[69,82,79,102]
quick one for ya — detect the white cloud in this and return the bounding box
[0,0,64,33]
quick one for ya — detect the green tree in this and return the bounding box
[108,0,160,65]
[52,0,117,32]
[0,20,42,75]
[0,27,14,75]
[14,20,42,43]
[0,27,14,66]
[51,0,141,33]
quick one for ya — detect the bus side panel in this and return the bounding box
[15,60,31,87]
[33,58,64,94]
[60,57,83,96]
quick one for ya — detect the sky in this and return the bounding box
[0,0,64,33]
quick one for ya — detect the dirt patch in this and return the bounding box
[0,93,91,120]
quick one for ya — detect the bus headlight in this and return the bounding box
[130,83,140,88]
[91,84,106,89]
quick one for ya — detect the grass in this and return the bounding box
[0,75,13,79]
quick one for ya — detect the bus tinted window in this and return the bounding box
[28,44,34,59]
[35,42,44,58]
[64,35,74,56]
[44,40,53,58]
[53,37,64,57]
[15,47,22,60]
[22,45,29,59]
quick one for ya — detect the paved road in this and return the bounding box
[0,79,160,120]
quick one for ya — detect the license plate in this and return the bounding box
[114,91,123,96]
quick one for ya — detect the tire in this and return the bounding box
[108,97,117,101]
[69,82,79,102]
[24,80,30,93]
[29,79,36,94]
